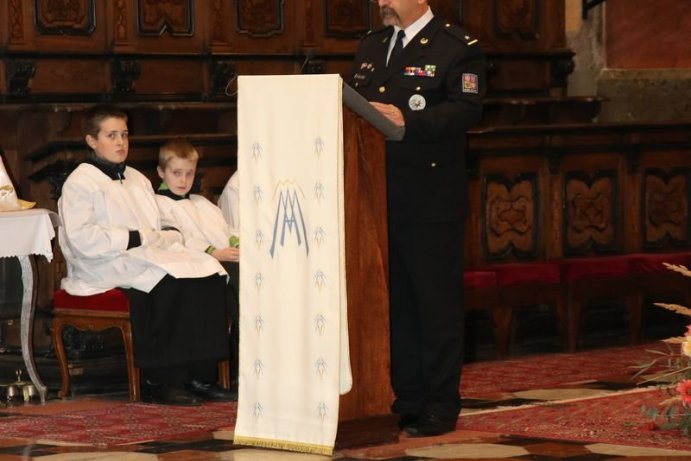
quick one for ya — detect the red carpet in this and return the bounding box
[461,343,664,395]
[458,388,691,451]
[0,344,672,448]
[1,401,237,446]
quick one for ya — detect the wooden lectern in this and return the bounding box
[336,92,404,447]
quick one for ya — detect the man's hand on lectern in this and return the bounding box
[370,102,405,127]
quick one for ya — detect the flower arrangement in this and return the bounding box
[635,263,691,435]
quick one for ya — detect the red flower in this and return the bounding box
[640,421,658,431]
[676,379,691,406]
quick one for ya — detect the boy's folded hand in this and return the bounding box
[213,247,240,262]
[140,229,184,248]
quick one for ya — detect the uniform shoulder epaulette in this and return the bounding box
[442,23,478,46]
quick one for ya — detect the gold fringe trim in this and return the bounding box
[233,435,334,456]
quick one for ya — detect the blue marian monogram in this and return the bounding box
[269,182,309,258]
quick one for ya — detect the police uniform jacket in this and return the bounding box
[348,16,486,223]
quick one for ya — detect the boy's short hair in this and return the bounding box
[158,137,200,169]
[82,105,128,138]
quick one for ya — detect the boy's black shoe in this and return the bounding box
[187,380,238,401]
[143,381,202,406]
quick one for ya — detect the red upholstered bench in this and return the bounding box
[628,251,691,274]
[489,262,564,356]
[557,255,633,351]
[627,252,691,343]
[467,263,563,358]
[52,288,230,401]
[464,270,497,291]
[464,270,504,357]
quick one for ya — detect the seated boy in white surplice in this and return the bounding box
[154,138,240,392]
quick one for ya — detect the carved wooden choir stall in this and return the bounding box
[0,0,688,410]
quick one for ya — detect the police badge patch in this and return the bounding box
[462,73,479,94]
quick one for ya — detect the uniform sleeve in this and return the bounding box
[58,177,130,259]
[403,43,486,143]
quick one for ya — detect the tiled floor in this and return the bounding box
[0,350,689,460]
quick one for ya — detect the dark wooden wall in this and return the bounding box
[466,122,691,267]
[606,0,691,68]
[2,0,572,202]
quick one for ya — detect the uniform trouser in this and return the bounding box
[125,274,230,385]
[388,221,465,419]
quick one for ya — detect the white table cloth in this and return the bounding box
[0,208,61,403]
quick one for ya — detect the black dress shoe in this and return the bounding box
[143,382,202,407]
[187,380,238,401]
[398,413,420,429]
[404,412,457,437]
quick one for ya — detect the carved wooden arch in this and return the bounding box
[642,167,691,250]
[136,0,194,37]
[563,170,620,256]
[236,0,285,37]
[482,172,540,261]
[34,0,96,36]
[324,0,371,39]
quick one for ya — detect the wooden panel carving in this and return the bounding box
[210,59,236,95]
[643,168,690,249]
[114,0,127,41]
[6,59,35,95]
[9,0,25,43]
[136,0,194,37]
[483,173,539,261]
[494,0,540,40]
[324,0,370,38]
[236,0,285,37]
[210,0,225,43]
[112,59,141,93]
[563,171,619,255]
[34,0,95,35]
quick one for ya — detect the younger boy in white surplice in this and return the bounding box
[154,138,240,392]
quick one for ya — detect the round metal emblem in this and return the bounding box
[408,94,426,111]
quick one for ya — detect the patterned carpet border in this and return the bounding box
[1,401,237,446]
[461,343,664,395]
[458,387,691,452]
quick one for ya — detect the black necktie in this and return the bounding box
[388,30,405,66]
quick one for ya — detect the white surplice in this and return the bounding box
[218,171,240,229]
[58,163,225,296]
[156,193,238,253]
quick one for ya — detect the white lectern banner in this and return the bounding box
[233,74,351,455]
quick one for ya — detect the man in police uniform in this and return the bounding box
[348,0,486,437]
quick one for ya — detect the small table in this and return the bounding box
[0,208,61,403]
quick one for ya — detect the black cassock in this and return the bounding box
[125,273,230,383]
